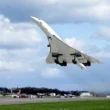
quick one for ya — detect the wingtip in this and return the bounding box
[96,59,103,64]
[96,60,103,64]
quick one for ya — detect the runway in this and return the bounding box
[0,97,110,105]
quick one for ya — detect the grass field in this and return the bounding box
[0,96,12,98]
[0,100,110,110]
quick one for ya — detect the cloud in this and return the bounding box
[0,48,46,72]
[0,15,44,72]
[0,15,42,49]
[41,68,63,78]
[86,44,110,58]
[0,61,24,71]
[92,26,110,40]
[63,36,110,59]
[64,37,85,51]
[89,25,110,57]
[0,0,110,24]
[92,51,110,58]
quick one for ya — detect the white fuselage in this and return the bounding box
[31,16,61,40]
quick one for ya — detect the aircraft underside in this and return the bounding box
[51,52,91,67]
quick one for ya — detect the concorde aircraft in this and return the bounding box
[31,16,102,69]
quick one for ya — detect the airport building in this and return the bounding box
[80,92,93,97]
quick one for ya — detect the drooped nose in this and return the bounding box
[30,16,40,25]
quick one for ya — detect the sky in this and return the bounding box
[0,0,110,93]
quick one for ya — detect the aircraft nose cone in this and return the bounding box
[30,16,40,24]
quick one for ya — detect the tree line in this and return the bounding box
[0,87,88,96]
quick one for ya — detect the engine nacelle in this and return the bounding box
[83,61,91,66]
[54,59,67,66]
[72,59,77,64]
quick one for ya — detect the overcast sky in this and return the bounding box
[0,0,110,93]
